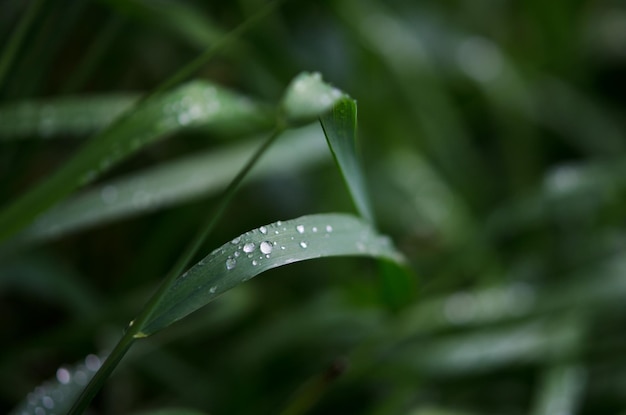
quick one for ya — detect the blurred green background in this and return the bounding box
[2,0,626,414]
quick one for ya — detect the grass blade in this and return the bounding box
[139,213,404,336]
[0,93,138,139]
[279,72,373,222]
[0,0,44,89]
[0,80,272,243]
[320,98,373,223]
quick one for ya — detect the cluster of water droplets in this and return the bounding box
[15,354,103,415]
[219,220,336,273]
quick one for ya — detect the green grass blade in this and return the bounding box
[0,0,44,89]
[10,125,329,246]
[139,213,404,336]
[0,93,138,138]
[0,80,272,242]
[105,0,223,49]
[320,98,374,223]
[280,72,373,222]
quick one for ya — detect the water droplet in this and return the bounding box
[281,246,286,250]
[252,260,258,266]
[300,241,308,248]
[312,227,318,232]
[326,225,333,232]
[56,368,71,384]
[296,225,305,234]
[274,230,280,235]
[226,258,236,270]
[259,226,268,234]
[277,220,282,226]
[265,254,270,258]
[243,242,255,253]
[209,286,217,293]
[42,396,54,409]
[234,251,240,257]
[231,236,241,244]
[260,241,273,254]
[85,354,101,371]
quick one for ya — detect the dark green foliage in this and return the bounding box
[1,0,625,414]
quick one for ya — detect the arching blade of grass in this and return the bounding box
[9,125,329,247]
[0,80,273,243]
[280,72,373,223]
[139,213,405,336]
[0,94,138,139]
[320,98,374,223]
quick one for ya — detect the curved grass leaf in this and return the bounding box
[0,80,273,242]
[10,125,329,247]
[139,213,405,336]
[280,72,344,127]
[280,71,373,222]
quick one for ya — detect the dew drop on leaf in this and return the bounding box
[243,242,255,253]
[296,225,305,234]
[300,241,308,248]
[260,241,273,254]
[226,258,236,270]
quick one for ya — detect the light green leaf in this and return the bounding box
[139,213,404,336]
[0,80,273,242]
[10,125,329,247]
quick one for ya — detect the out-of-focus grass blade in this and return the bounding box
[531,364,586,415]
[10,354,104,415]
[0,80,273,242]
[104,0,223,49]
[0,254,100,315]
[10,125,329,247]
[390,316,585,377]
[139,213,405,336]
[0,94,138,138]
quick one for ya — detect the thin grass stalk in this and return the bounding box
[68,127,284,414]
